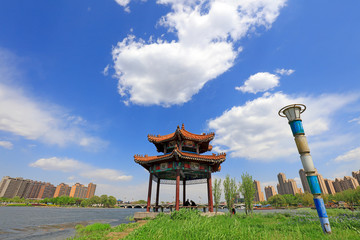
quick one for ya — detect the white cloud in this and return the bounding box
[80,169,132,181]
[0,141,13,149]
[115,0,131,12]
[30,157,133,182]
[102,64,110,76]
[0,50,107,150]
[208,92,358,161]
[275,68,295,76]
[235,72,280,94]
[29,157,86,172]
[334,147,360,163]
[112,0,287,106]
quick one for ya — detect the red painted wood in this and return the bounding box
[208,173,214,212]
[146,173,153,212]
[175,169,180,211]
[155,179,160,212]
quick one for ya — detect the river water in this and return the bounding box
[0,207,145,240]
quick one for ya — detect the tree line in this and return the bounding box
[213,173,360,214]
[0,194,118,208]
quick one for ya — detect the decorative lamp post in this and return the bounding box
[279,104,331,234]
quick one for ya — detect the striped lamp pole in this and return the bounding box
[279,104,331,234]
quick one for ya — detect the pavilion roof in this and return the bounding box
[147,124,215,144]
[134,147,226,166]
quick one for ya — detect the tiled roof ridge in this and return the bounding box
[134,147,226,164]
[147,124,215,143]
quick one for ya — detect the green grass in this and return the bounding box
[69,221,140,240]
[70,209,360,240]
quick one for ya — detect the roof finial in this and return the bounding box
[181,123,185,130]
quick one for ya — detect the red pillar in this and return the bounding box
[207,172,214,212]
[183,179,186,206]
[155,178,160,212]
[175,169,180,211]
[146,173,153,212]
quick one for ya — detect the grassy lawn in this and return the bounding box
[70,208,360,240]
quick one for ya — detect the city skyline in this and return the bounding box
[0,176,96,199]
[1,1,360,202]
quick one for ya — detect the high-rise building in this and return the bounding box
[317,173,328,195]
[343,176,359,190]
[70,183,88,198]
[299,169,328,194]
[264,186,277,200]
[253,180,265,202]
[277,173,301,196]
[37,183,56,199]
[299,169,311,193]
[324,179,336,195]
[86,183,96,199]
[54,183,71,197]
[352,170,360,185]
[0,176,95,199]
[24,181,44,199]
[333,178,342,192]
[0,176,31,198]
[277,173,286,195]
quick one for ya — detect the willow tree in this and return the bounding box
[239,172,256,215]
[223,175,238,213]
[213,178,222,213]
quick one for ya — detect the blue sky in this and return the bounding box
[1,0,360,202]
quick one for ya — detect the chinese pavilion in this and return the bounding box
[134,124,226,212]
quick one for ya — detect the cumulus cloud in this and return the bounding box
[208,92,358,161]
[115,0,131,12]
[275,68,295,76]
[235,72,280,94]
[81,169,132,181]
[29,157,86,172]
[112,0,287,106]
[334,147,360,163]
[30,157,132,182]
[0,50,107,149]
[0,141,13,149]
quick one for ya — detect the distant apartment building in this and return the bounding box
[54,183,71,197]
[24,181,45,199]
[343,176,359,190]
[277,173,286,195]
[253,180,265,202]
[317,173,328,195]
[0,176,96,199]
[277,173,301,196]
[332,176,359,192]
[324,179,336,195]
[299,169,328,194]
[333,178,342,193]
[0,176,33,198]
[86,183,96,199]
[299,169,311,193]
[69,183,88,198]
[264,186,277,200]
[352,170,360,185]
[37,183,56,199]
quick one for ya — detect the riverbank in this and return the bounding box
[0,207,144,240]
[70,208,360,240]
